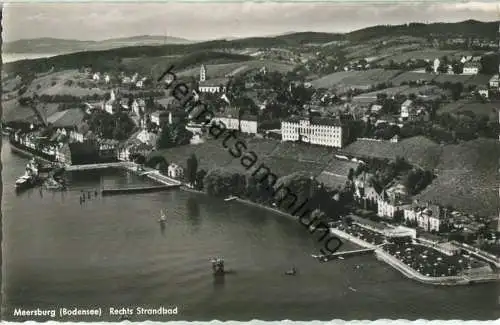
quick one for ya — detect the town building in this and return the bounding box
[462,62,481,75]
[103,90,118,114]
[478,86,489,98]
[97,139,119,161]
[489,75,499,88]
[400,99,415,120]
[167,163,184,179]
[377,184,408,219]
[150,110,173,127]
[403,203,443,232]
[212,107,258,134]
[117,139,154,161]
[198,64,229,93]
[104,74,111,84]
[69,123,90,143]
[281,116,346,148]
[132,99,146,116]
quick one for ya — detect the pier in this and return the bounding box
[65,162,132,171]
[101,184,180,196]
[313,248,376,262]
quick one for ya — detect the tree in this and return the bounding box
[347,168,354,181]
[204,168,246,197]
[186,154,199,186]
[156,125,175,149]
[195,169,207,190]
[274,172,320,211]
[156,123,193,150]
[157,159,169,175]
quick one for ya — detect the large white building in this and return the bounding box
[281,117,345,148]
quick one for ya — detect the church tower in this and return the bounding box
[200,64,206,82]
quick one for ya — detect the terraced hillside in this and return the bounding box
[342,136,499,217]
[153,138,363,188]
[341,136,442,169]
[310,69,402,89]
[415,138,499,217]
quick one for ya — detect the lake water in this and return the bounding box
[1,139,499,321]
[3,53,61,63]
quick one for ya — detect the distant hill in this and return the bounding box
[346,20,499,42]
[4,20,498,78]
[3,35,193,54]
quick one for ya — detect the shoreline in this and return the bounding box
[185,190,499,286]
[11,145,498,286]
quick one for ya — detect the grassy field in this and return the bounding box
[398,85,445,97]
[24,69,106,98]
[177,60,294,79]
[258,156,327,178]
[2,100,59,124]
[122,55,181,76]
[433,74,474,84]
[269,141,336,164]
[464,74,494,87]
[438,100,499,120]
[151,139,236,171]
[341,136,442,170]
[46,108,85,127]
[310,71,358,89]
[352,85,410,103]
[389,71,438,86]
[311,69,402,89]
[378,49,460,65]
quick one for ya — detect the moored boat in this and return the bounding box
[224,196,238,202]
[15,173,39,192]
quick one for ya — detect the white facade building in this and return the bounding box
[489,75,499,88]
[213,116,258,134]
[167,163,184,179]
[281,117,345,148]
[211,107,258,134]
[403,204,442,232]
[400,99,414,119]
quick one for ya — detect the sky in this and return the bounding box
[2,1,499,42]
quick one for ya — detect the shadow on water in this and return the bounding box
[160,221,166,236]
[213,274,225,289]
[186,197,201,228]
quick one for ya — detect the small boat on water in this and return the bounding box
[337,256,345,260]
[15,174,37,191]
[16,159,41,192]
[285,267,297,276]
[211,257,225,275]
[348,286,357,292]
[224,196,238,202]
[158,209,167,222]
